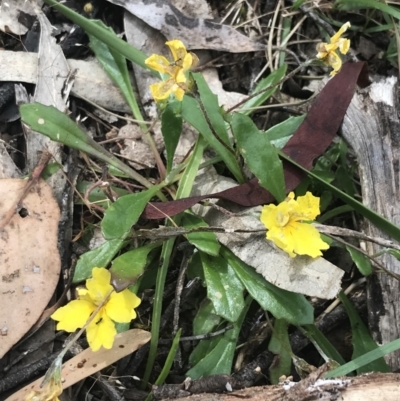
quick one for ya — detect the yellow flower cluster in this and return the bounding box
[316,22,351,76]
[145,39,198,102]
[260,192,329,258]
[51,267,141,351]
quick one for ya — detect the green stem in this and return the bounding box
[141,137,206,389]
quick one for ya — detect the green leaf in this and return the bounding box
[110,243,161,291]
[325,337,400,378]
[155,329,182,385]
[338,292,390,374]
[187,251,205,281]
[336,0,400,19]
[193,73,232,147]
[200,252,245,323]
[268,319,292,384]
[102,185,162,240]
[161,101,183,172]
[221,246,314,325]
[318,205,354,223]
[73,238,125,283]
[346,247,373,276]
[232,112,285,202]
[193,299,222,335]
[42,0,152,73]
[189,335,222,368]
[182,95,244,183]
[302,324,347,365]
[388,248,400,261]
[181,213,220,256]
[187,296,252,378]
[88,21,147,131]
[266,115,305,149]
[19,103,152,188]
[240,65,287,115]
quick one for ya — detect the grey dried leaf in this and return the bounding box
[108,0,265,52]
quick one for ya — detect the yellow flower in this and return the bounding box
[25,359,62,401]
[316,22,351,76]
[260,192,329,258]
[51,267,141,351]
[145,39,199,101]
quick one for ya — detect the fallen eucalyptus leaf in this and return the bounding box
[0,179,60,358]
[5,329,151,401]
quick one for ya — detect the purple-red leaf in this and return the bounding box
[142,62,366,220]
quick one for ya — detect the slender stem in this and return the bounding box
[227,59,313,113]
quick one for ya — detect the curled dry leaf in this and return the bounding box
[0,179,60,358]
[5,329,151,401]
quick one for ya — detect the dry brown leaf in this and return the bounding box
[110,0,265,52]
[0,52,131,112]
[5,329,151,401]
[0,0,43,35]
[0,178,60,358]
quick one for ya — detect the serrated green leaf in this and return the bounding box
[221,246,314,325]
[102,185,162,240]
[182,95,244,183]
[73,238,125,283]
[193,73,232,147]
[181,213,220,256]
[339,292,390,374]
[200,252,245,323]
[232,112,285,202]
[110,243,161,291]
[161,101,183,172]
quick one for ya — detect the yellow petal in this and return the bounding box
[327,51,342,75]
[145,54,176,76]
[166,39,187,64]
[338,38,350,54]
[330,22,351,45]
[149,79,176,101]
[295,191,321,220]
[290,223,330,257]
[172,85,186,101]
[267,226,296,257]
[86,267,113,305]
[260,204,278,230]
[51,300,95,332]
[86,312,116,351]
[181,52,198,71]
[106,290,141,323]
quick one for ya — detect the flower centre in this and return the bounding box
[276,211,290,227]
